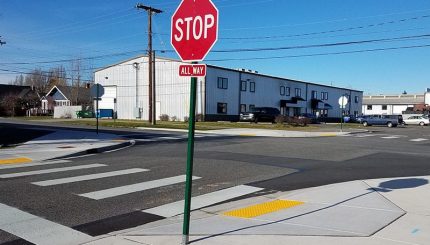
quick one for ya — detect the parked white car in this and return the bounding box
[403,116,429,126]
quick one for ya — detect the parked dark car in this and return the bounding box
[240,107,280,123]
[361,115,399,127]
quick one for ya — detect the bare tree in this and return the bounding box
[70,58,82,106]
[1,93,19,116]
[47,66,67,88]
[24,68,49,94]
[10,74,24,85]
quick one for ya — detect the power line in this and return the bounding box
[2,33,429,66]
[206,44,430,62]
[0,36,6,46]
[210,33,430,53]
[221,14,430,40]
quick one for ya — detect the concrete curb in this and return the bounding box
[52,139,136,160]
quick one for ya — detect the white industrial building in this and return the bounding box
[95,55,363,121]
[362,91,430,116]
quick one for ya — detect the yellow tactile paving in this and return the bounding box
[223,199,304,219]
[319,133,338,137]
[0,157,33,165]
[239,134,257,137]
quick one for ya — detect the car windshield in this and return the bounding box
[250,108,261,113]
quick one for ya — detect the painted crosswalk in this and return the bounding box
[0,159,272,243]
[78,175,201,200]
[409,138,429,142]
[0,203,93,245]
[342,134,430,142]
[0,163,106,178]
[32,168,149,186]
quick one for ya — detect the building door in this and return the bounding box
[293,107,301,116]
[156,101,161,121]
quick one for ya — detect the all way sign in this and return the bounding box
[179,64,206,77]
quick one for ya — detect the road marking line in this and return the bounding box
[223,199,304,218]
[144,185,263,217]
[0,157,32,165]
[0,164,106,179]
[32,168,149,186]
[0,203,93,245]
[78,175,201,200]
[381,136,401,139]
[354,134,375,138]
[0,159,70,170]
[409,138,429,142]
[134,139,157,142]
[155,136,182,140]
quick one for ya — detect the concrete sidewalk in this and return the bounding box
[0,129,134,163]
[86,175,430,245]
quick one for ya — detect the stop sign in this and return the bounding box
[171,0,218,62]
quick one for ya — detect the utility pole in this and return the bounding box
[136,4,162,124]
[152,50,156,125]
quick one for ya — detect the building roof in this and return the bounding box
[363,94,424,105]
[94,54,363,93]
[45,85,91,102]
[0,84,39,99]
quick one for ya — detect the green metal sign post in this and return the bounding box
[182,74,197,245]
[171,0,219,243]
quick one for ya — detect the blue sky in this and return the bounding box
[0,0,429,94]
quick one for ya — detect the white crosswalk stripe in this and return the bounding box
[144,185,263,217]
[381,136,402,139]
[409,138,429,142]
[0,164,106,179]
[354,134,375,138]
[32,168,149,186]
[78,175,201,200]
[0,203,93,245]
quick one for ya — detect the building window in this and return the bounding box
[240,80,247,91]
[295,88,301,97]
[249,104,255,111]
[280,86,285,96]
[217,103,227,114]
[320,109,328,117]
[250,82,255,92]
[367,105,373,110]
[240,104,246,113]
[382,105,387,110]
[355,96,359,103]
[217,77,228,89]
[286,87,290,96]
[321,92,328,100]
[311,90,317,99]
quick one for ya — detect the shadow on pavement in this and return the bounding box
[370,178,429,193]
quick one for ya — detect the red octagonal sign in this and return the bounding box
[171,0,218,62]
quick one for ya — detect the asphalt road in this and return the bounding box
[0,121,430,244]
